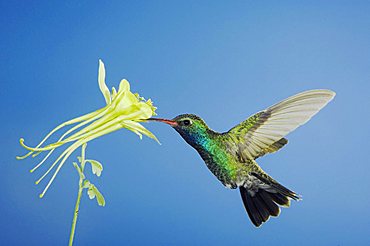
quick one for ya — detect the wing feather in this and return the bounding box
[227,89,335,159]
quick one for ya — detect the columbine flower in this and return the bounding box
[17,60,158,198]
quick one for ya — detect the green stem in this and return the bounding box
[69,144,87,246]
[69,179,83,246]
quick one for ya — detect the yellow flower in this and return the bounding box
[17,59,158,198]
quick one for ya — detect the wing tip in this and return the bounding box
[314,89,336,106]
[327,89,336,100]
[304,89,336,99]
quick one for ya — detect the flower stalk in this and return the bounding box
[17,60,158,245]
[69,143,105,246]
[69,144,86,246]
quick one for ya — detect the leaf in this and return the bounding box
[85,159,103,177]
[83,180,91,189]
[86,183,105,206]
[87,186,95,199]
[93,186,106,206]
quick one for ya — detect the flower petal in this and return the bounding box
[118,79,130,93]
[137,102,155,119]
[111,87,117,99]
[113,91,154,120]
[98,59,111,104]
[120,120,160,143]
[145,99,157,116]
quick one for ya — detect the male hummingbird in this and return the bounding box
[148,89,335,227]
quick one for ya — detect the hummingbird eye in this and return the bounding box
[182,119,192,126]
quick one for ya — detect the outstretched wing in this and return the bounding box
[226,89,335,160]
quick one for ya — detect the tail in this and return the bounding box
[239,172,301,227]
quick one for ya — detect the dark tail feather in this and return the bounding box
[251,172,301,200]
[257,190,280,217]
[240,186,263,227]
[269,192,290,207]
[239,175,301,227]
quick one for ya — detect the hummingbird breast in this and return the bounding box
[191,133,247,189]
[174,125,249,188]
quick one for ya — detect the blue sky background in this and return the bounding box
[1,1,370,245]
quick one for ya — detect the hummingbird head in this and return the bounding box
[148,114,212,148]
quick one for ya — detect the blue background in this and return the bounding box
[2,1,370,245]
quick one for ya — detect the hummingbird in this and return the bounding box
[148,89,335,227]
